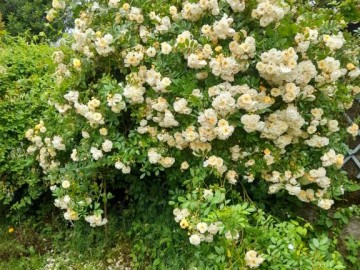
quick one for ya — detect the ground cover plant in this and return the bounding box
[0,0,360,269]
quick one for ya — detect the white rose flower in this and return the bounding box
[63,195,71,204]
[146,47,157,57]
[90,147,103,160]
[82,131,90,138]
[245,250,265,268]
[102,139,113,152]
[62,180,70,189]
[40,126,47,133]
[196,222,208,234]
[70,149,78,161]
[52,0,66,9]
[317,199,334,210]
[208,223,220,235]
[115,161,124,170]
[161,42,172,54]
[203,189,213,199]
[181,161,189,170]
[108,0,119,8]
[122,166,131,174]
[189,234,201,245]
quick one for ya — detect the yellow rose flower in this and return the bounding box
[180,219,189,229]
[323,35,330,42]
[346,63,355,71]
[215,46,222,52]
[73,58,81,69]
[123,3,130,11]
[336,155,344,167]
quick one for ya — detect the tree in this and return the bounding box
[308,0,360,23]
[0,0,71,40]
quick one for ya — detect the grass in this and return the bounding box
[0,208,133,270]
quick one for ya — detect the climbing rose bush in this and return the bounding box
[25,0,359,263]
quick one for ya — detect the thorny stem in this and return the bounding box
[239,181,254,205]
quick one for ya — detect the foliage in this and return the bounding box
[314,205,360,269]
[0,203,132,270]
[122,175,348,269]
[0,36,56,210]
[0,0,359,269]
[41,0,360,218]
[308,0,360,23]
[343,236,360,267]
[21,0,360,268]
[0,0,71,40]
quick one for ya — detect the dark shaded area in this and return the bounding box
[347,135,360,150]
[342,97,360,206]
[343,159,359,181]
[346,100,360,122]
[347,23,360,34]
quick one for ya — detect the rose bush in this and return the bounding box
[22,0,360,268]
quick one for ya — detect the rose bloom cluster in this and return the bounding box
[25,121,63,173]
[245,250,265,268]
[173,208,223,246]
[32,0,360,241]
[172,188,228,246]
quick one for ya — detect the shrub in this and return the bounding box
[0,0,72,40]
[23,0,360,268]
[0,36,56,210]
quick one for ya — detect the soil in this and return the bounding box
[343,158,359,180]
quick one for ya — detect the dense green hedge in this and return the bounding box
[0,36,56,209]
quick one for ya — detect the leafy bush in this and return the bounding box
[0,36,56,210]
[18,0,360,268]
[0,0,71,40]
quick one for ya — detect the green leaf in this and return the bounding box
[296,227,307,236]
[313,239,320,248]
[153,258,161,266]
[325,219,333,228]
[178,196,186,203]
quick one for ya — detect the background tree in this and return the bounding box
[0,0,72,40]
[308,0,360,23]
